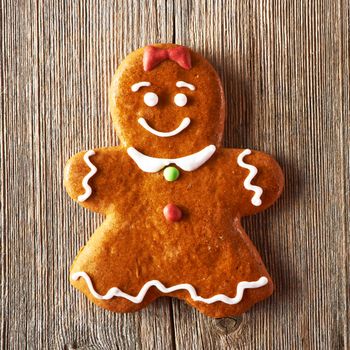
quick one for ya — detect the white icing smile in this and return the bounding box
[138,117,191,137]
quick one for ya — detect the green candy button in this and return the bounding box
[163,166,180,182]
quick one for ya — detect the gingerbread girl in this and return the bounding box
[64,44,284,318]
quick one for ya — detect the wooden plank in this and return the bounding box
[0,1,175,349]
[172,0,349,349]
[1,0,349,349]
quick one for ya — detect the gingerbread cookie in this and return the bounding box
[64,44,284,318]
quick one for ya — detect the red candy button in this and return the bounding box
[163,203,182,222]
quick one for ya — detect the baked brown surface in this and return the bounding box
[64,44,284,318]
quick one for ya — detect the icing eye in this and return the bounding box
[144,92,158,107]
[174,93,187,107]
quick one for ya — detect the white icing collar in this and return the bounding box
[127,145,216,173]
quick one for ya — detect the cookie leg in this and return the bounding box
[172,278,274,318]
[70,271,161,313]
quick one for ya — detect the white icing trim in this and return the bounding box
[131,81,151,92]
[138,117,191,137]
[237,149,263,206]
[127,145,216,173]
[77,150,97,202]
[71,272,268,305]
[176,81,196,91]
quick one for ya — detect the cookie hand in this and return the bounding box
[236,149,284,216]
[64,147,121,214]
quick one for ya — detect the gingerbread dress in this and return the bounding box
[64,44,284,318]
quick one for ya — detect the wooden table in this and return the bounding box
[1,1,349,349]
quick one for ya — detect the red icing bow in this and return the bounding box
[143,46,192,71]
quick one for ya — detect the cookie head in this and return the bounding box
[109,44,225,157]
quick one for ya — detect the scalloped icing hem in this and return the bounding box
[71,271,268,305]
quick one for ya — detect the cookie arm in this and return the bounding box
[64,147,121,214]
[236,149,284,216]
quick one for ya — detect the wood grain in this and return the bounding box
[0,0,348,349]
